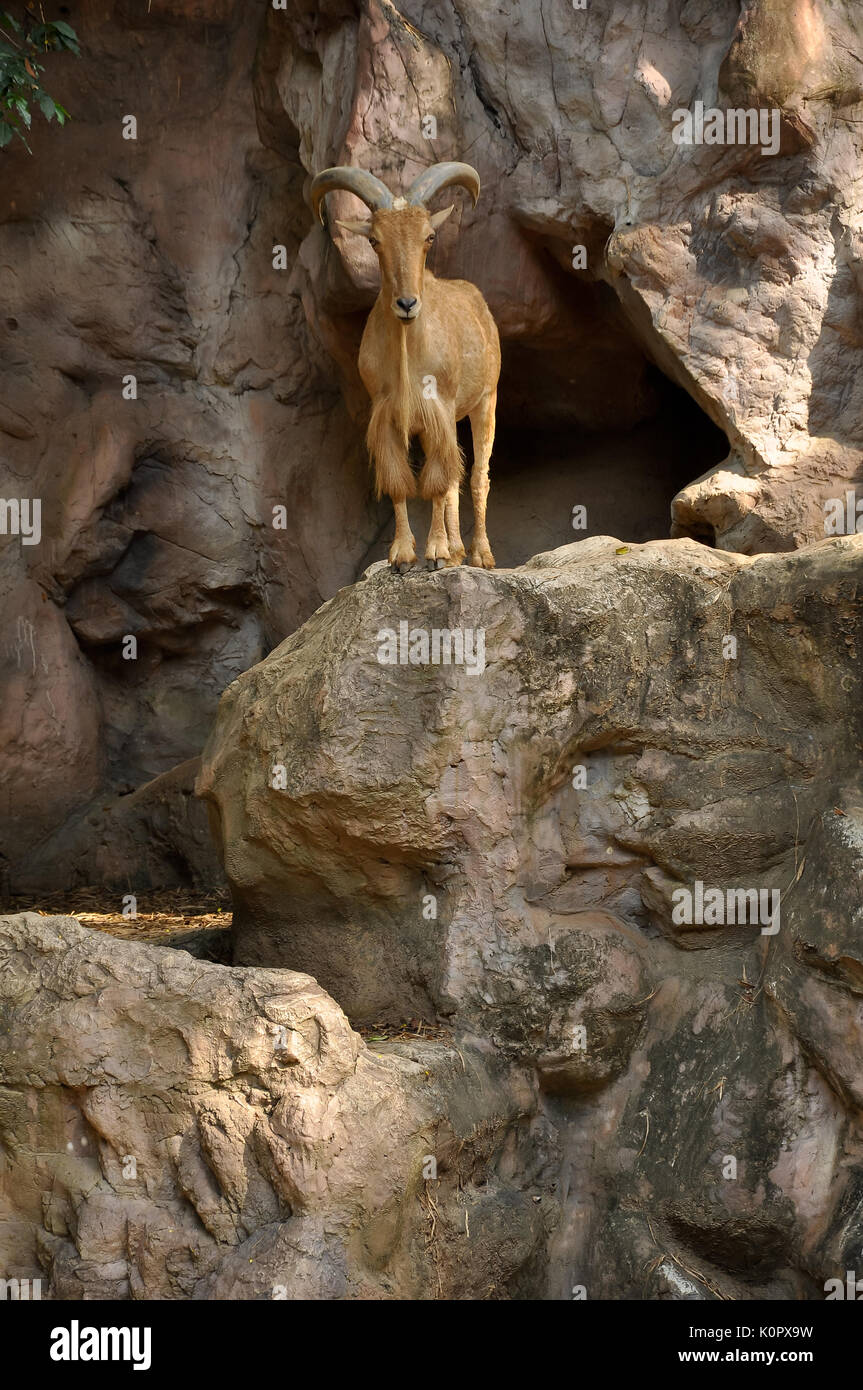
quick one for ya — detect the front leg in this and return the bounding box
[367,407,418,574]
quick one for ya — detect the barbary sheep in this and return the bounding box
[310,162,501,572]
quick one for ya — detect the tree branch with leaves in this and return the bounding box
[0,5,79,151]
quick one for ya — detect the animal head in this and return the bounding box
[310,162,480,323]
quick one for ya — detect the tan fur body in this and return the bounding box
[362,270,501,506]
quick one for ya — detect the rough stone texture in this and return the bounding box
[4,518,863,1300]
[0,0,384,892]
[5,0,862,884]
[193,533,863,1295]
[3,0,863,1301]
[278,0,863,549]
[0,913,551,1300]
[10,757,224,898]
[199,534,862,1017]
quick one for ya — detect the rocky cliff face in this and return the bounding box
[0,0,382,892]
[4,0,861,886]
[4,534,863,1300]
[2,0,863,1302]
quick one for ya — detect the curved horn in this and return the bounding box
[309,167,394,227]
[405,161,481,208]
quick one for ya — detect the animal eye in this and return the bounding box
[368,236,379,248]
[426,232,436,243]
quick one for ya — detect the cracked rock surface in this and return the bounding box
[195,533,863,1298]
[0,912,549,1299]
[3,535,863,1298]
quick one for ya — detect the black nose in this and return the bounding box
[396,297,418,313]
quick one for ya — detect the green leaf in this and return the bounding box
[48,21,79,55]
[0,119,12,147]
[37,91,55,121]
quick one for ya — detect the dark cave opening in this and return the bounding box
[448,363,729,569]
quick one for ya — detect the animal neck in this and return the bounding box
[378,302,428,355]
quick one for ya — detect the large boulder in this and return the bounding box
[198,534,863,1016]
[193,532,863,1298]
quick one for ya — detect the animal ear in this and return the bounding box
[336,218,374,236]
[430,205,455,229]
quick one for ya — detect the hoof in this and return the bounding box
[397,561,413,575]
[469,549,496,570]
[427,557,446,571]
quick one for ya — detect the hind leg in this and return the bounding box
[424,495,450,568]
[444,483,465,566]
[468,390,496,568]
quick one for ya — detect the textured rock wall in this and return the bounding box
[0,0,383,892]
[0,914,550,1299]
[3,535,862,1300]
[282,0,863,546]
